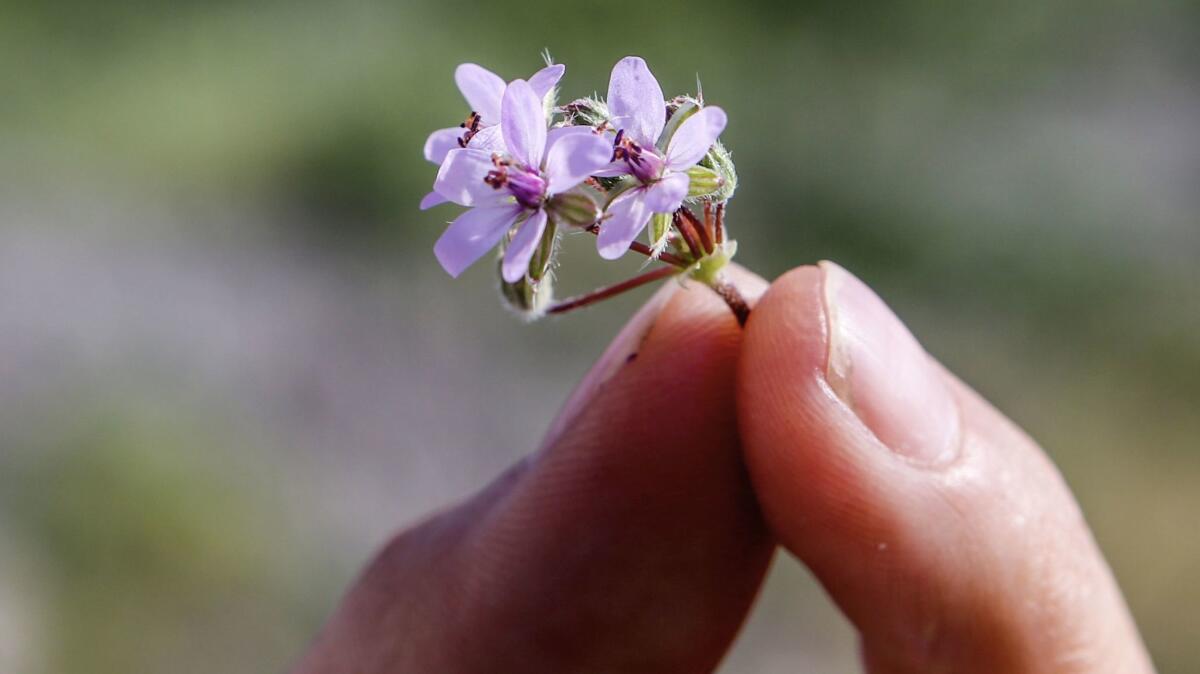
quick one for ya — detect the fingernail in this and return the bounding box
[540,281,677,450]
[820,261,959,465]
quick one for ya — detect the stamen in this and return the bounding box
[458,111,483,147]
[484,155,510,189]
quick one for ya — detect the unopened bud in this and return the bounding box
[560,97,610,128]
[685,165,724,198]
[647,212,673,258]
[546,191,601,228]
[498,218,559,320]
[659,97,700,153]
[699,139,738,202]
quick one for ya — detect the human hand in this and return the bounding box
[293,263,1153,673]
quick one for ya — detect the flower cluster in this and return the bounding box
[422,55,743,322]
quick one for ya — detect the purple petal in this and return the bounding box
[501,209,547,283]
[501,79,547,168]
[424,127,462,165]
[590,160,631,178]
[665,106,727,169]
[597,190,651,260]
[434,205,521,277]
[454,63,506,122]
[543,133,613,195]
[420,191,448,210]
[606,56,666,147]
[466,124,505,153]
[545,124,595,149]
[434,149,507,207]
[528,64,566,99]
[643,171,689,213]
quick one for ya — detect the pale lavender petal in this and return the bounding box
[501,79,547,168]
[455,63,506,122]
[424,127,462,165]
[543,133,613,195]
[466,124,505,153]
[434,149,507,207]
[590,160,631,178]
[420,191,448,210]
[597,190,651,260]
[606,56,666,147]
[528,64,565,99]
[434,205,521,277]
[665,106,727,170]
[501,209,547,282]
[643,171,689,213]
[545,124,595,150]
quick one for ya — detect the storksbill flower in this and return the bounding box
[595,56,727,260]
[431,79,611,282]
[420,62,564,210]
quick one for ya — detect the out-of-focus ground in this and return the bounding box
[1,2,1197,672]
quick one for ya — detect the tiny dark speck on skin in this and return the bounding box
[626,352,638,363]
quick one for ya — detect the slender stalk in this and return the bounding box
[709,274,751,326]
[672,211,705,260]
[714,203,726,244]
[680,208,714,255]
[547,266,679,315]
[585,225,689,268]
[703,202,715,245]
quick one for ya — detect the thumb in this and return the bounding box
[737,262,1154,673]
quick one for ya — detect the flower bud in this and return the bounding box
[658,96,700,153]
[647,212,673,258]
[546,190,601,228]
[561,97,610,128]
[698,139,738,202]
[685,165,724,198]
[499,273,554,320]
[498,218,559,320]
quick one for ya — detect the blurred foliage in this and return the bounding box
[1,403,325,674]
[0,0,1197,671]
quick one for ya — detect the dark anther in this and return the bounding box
[459,111,483,147]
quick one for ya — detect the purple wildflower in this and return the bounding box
[420,62,565,211]
[431,79,612,282]
[595,57,728,260]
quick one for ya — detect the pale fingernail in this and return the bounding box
[820,261,959,465]
[539,282,677,450]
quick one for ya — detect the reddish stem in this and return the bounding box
[585,225,689,268]
[680,208,714,255]
[672,211,705,260]
[546,266,679,315]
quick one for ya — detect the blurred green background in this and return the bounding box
[1,0,1197,671]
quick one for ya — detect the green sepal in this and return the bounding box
[697,139,738,202]
[497,216,559,320]
[546,190,600,228]
[685,165,723,198]
[657,96,701,153]
[561,97,610,128]
[647,212,673,259]
[688,240,737,286]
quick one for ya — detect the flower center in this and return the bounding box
[457,111,483,148]
[612,129,664,184]
[485,155,546,209]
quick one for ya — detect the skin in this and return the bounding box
[293,264,1155,674]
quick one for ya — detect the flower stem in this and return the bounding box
[546,265,680,316]
[585,225,689,268]
[680,208,714,255]
[707,274,751,326]
[672,211,706,260]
